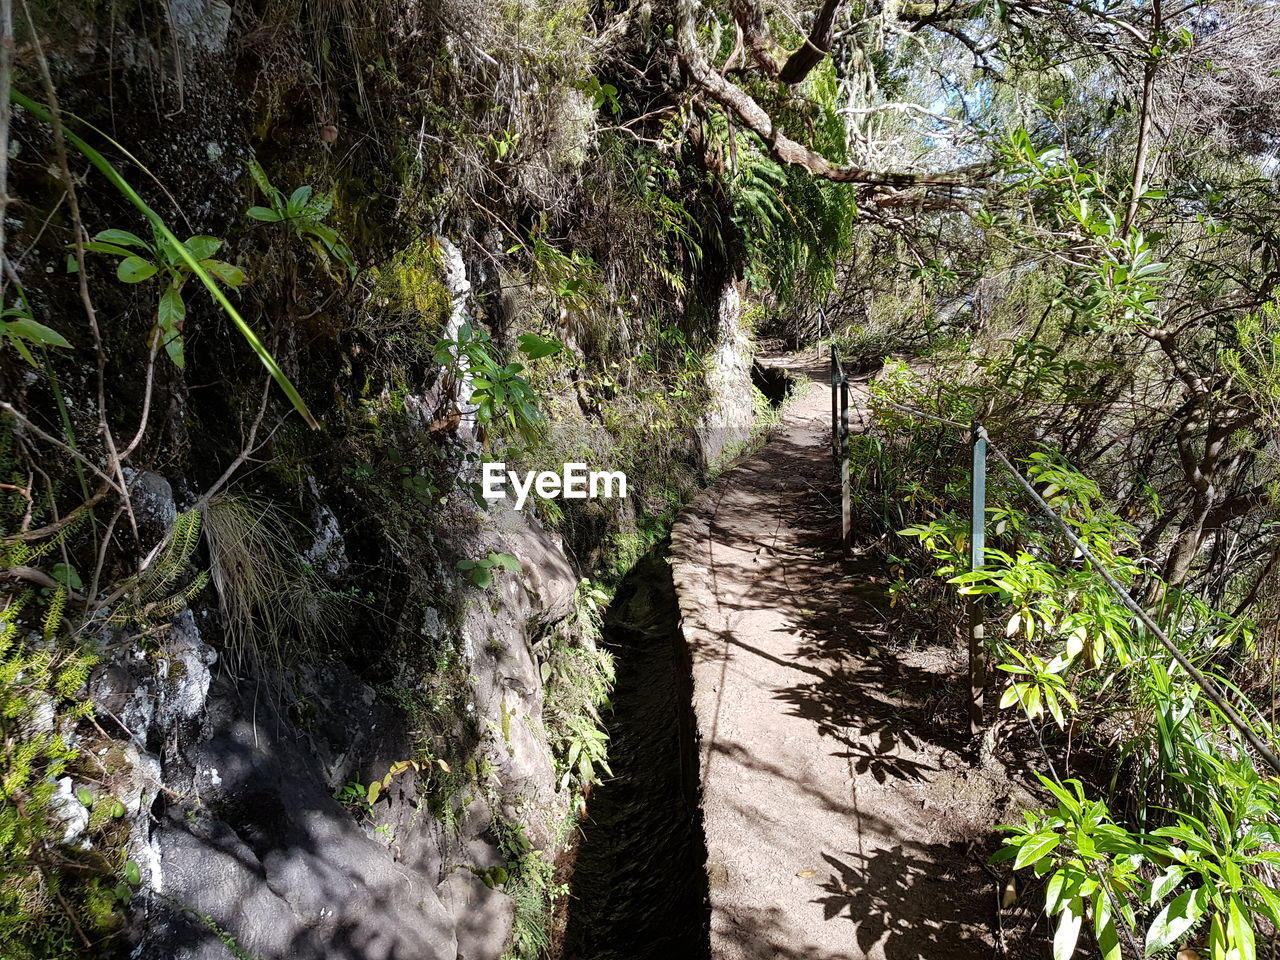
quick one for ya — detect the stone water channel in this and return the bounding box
[560,549,712,960]
[559,368,794,959]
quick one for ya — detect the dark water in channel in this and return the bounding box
[561,548,712,960]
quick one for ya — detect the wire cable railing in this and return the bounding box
[828,350,1280,773]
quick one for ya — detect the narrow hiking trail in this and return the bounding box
[670,354,1038,960]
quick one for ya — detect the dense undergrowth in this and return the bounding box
[837,131,1280,959]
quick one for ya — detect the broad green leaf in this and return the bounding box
[517,332,563,359]
[366,780,381,805]
[158,286,185,332]
[117,256,158,283]
[1149,865,1185,905]
[1014,832,1060,870]
[124,860,141,886]
[51,562,83,590]
[304,192,334,219]
[202,260,246,288]
[5,316,72,348]
[289,185,314,211]
[1146,886,1207,956]
[1228,896,1256,960]
[1053,898,1083,960]
[76,788,93,806]
[247,205,282,222]
[184,235,222,260]
[83,241,139,257]
[94,228,147,247]
[1094,887,1121,960]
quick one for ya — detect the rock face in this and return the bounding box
[14,3,761,956]
[699,282,757,470]
[107,483,582,960]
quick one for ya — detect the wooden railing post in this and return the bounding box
[967,424,987,736]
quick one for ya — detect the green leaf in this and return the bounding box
[1149,865,1185,904]
[304,192,334,220]
[288,185,314,212]
[51,562,83,590]
[124,860,141,886]
[1094,887,1121,960]
[158,287,186,368]
[247,155,274,196]
[1145,886,1207,956]
[472,567,492,589]
[5,316,72,349]
[184,235,222,260]
[490,553,521,572]
[111,799,126,818]
[76,788,93,806]
[83,241,140,257]
[1014,832,1060,870]
[1053,898,1083,960]
[366,780,382,805]
[117,256,158,283]
[247,205,283,222]
[517,332,563,359]
[158,285,185,331]
[94,228,147,248]
[202,260,246,288]
[1228,896,1256,960]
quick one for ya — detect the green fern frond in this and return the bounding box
[41,589,66,642]
[25,512,88,565]
[142,509,202,599]
[147,571,210,620]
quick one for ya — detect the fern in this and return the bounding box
[23,512,88,566]
[142,510,202,600]
[112,509,209,627]
[42,588,66,641]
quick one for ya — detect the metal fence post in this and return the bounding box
[840,376,851,556]
[968,424,987,736]
[830,346,839,470]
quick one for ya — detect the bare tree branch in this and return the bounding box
[779,0,846,84]
[679,3,988,187]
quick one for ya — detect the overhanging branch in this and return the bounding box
[778,0,846,84]
[679,16,988,188]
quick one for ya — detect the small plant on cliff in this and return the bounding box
[14,90,316,427]
[0,299,72,366]
[86,229,246,368]
[456,552,521,589]
[0,586,121,958]
[245,157,356,279]
[432,322,561,445]
[538,579,615,793]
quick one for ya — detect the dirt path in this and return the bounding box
[670,355,1034,960]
